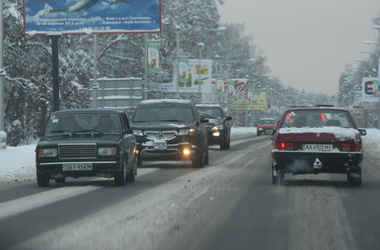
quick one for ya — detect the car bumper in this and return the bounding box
[271,151,363,174]
[137,142,201,161]
[36,161,122,178]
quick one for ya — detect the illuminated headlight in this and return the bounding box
[212,131,221,137]
[211,125,224,131]
[38,148,57,157]
[178,128,196,135]
[133,130,144,136]
[98,147,118,156]
[183,148,191,155]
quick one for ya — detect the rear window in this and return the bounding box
[281,110,353,128]
[197,107,222,118]
[259,119,276,125]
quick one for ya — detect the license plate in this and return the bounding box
[302,144,333,151]
[62,163,93,171]
[154,141,167,150]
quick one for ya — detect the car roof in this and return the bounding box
[139,99,192,105]
[284,106,348,112]
[195,104,222,108]
[260,117,275,120]
[51,109,124,115]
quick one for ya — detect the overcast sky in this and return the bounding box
[218,0,380,96]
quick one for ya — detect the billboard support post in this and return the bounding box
[378,58,380,129]
[92,34,98,109]
[49,35,61,111]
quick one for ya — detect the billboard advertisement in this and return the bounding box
[23,0,161,35]
[362,77,379,109]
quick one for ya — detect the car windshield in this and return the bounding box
[259,119,275,125]
[46,113,121,135]
[133,105,194,123]
[281,110,354,128]
[197,107,222,119]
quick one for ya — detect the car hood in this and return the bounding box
[276,127,362,142]
[131,121,193,130]
[38,134,122,145]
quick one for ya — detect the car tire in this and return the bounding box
[192,149,205,168]
[137,155,142,166]
[204,143,209,165]
[348,170,362,187]
[220,136,228,150]
[37,172,50,187]
[114,159,127,186]
[272,163,283,185]
[55,177,66,184]
[126,158,137,183]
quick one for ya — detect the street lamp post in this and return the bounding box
[197,42,204,103]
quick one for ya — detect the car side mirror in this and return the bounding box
[225,116,232,121]
[200,117,209,123]
[358,129,366,136]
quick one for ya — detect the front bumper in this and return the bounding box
[36,161,122,178]
[271,150,363,174]
[137,142,201,162]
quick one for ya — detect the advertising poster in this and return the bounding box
[253,92,268,110]
[353,91,363,109]
[362,77,379,109]
[178,57,189,87]
[147,40,159,73]
[23,0,161,35]
[177,59,213,93]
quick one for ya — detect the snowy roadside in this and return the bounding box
[0,128,379,185]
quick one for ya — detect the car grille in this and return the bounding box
[145,130,177,141]
[58,143,97,159]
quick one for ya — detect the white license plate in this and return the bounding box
[302,144,333,151]
[154,141,167,150]
[62,163,93,171]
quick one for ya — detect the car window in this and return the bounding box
[134,105,195,122]
[281,110,353,128]
[46,113,122,134]
[259,119,275,125]
[197,107,222,118]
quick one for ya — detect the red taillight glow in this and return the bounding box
[275,142,293,151]
[321,113,327,122]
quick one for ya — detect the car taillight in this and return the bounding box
[274,142,294,151]
[341,143,362,152]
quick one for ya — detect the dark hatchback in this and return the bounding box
[271,106,366,186]
[35,109,137,187]
[196,104,232,150]
[131,99,209,168]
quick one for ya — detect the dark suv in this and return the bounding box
[270,106,366,186]
[195,104,232,150]
[131,99,209,168]
[35,109,137,187]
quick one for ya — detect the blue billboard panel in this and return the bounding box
[23,0,161,35]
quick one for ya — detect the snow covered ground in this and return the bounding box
[0,128,379,185]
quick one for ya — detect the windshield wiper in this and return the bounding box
[49,129,75,134]
[75,129,103,135]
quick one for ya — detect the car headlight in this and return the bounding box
[178,128,196,135]
[133,130,144,136]
[98,147,118,156]
[38,148,57,158]
[211,125,224,131]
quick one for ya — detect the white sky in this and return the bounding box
[218,0,380,95]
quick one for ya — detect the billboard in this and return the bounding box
[362,77,379,109]
[23,0,161,35]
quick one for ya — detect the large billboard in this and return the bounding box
[23,0,161,35]
[362,77,379,109]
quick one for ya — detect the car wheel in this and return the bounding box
[348,170,362,187]
[37,172,50,187]
[204,143,209,165]
[126,158,137,183]
[272,162,283,185]
[227,135,231,149]
[114,158,127,186]
[137,155,142,166]
[220,136,228,150]
[192,149,205,168]
[55,177,66,184]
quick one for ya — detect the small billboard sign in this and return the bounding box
[23,0,161,35]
